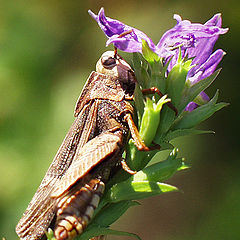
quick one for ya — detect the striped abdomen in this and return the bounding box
[54,179,105,240]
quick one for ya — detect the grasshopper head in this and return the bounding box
[96,51,136,96]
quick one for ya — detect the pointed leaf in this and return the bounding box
[134,83,145,125]
[179,69,220,112]
[165,129,215,141]
[172,90,229,129]
[132,52,142,75]
[140,66,151,89]
[155,106,176,140]
[158,141,174,150]
[149,60,165,93]
[132,52,149,88]
[132,150,184,182]
[142,40,160,63]
[106,181,178,203]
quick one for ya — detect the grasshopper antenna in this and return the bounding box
[114,29,133,59]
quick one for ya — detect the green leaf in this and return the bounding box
[132,155,184,182]
[155,106,176,140]
[134,83,145,125]
[77,227,141,240]
[106,180,178,203]
[142,40,160,63]
[172,90,229,130]
[165,129,215,141]
[132,52,142,75]
[140,64,151,89]
[92,200,139,228]
[158,141,174,150]
[125,139,174,173]
[149,60,165,93]
[132,53,144,87]
[178,163,190,171]
[132,52,150,88]
[126,140,145,171]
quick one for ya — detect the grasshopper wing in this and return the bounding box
[51,131,122,197]
[16,101,98,240]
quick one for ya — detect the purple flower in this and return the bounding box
[157,14,228,74]
[89,8,228,111]
[88,8,155,53]
[160,14,227,111]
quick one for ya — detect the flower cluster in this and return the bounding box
[89,8,228,111]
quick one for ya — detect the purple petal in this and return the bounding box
[156,14,228,67]
[187,15,227,76]
[188,49,226,84]
[185,102,199,112]
[106,35,143,52]
[199,91,210,102]
[198,49,225,80]
[89,8,126,37]
[184,49,224,112]
[185,91,209,112]
[88,8,155,53]
[204,13,222,27]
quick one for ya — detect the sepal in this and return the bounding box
[172,90,229,129]
[179,69,221,113]
[166,51,192,108]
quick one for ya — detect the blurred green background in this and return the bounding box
[0,0,239,239]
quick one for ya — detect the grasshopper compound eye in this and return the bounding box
[101,55,117,68]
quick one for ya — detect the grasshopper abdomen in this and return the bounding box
[54,179,105,240]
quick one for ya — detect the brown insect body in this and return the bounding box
[16,51,147,240]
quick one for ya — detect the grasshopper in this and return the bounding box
[16,50,161,240]
[16,49,177,240]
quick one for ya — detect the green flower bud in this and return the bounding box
[139,96,170,146]
[127,95,171,171]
